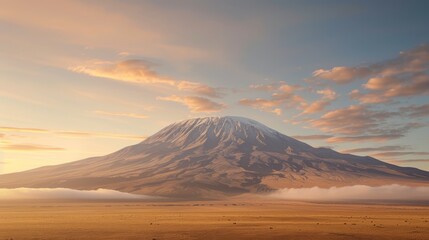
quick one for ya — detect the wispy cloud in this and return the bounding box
[307,105,425,143]
[302,88,337,114]
[0,126,146,141]
[270,185,429,202]
[0,126,49,133]
[390,159,429,163]
[349,89,389,104]
[71,59,223,97]
[400,104,429,118]
[309,105,395,135]
[55,131,146,140]
[314,45,429,102]
[313,66,371,84]
[0,188,155,200]
[158,95,226,113]
[71,59,176,85]
[326,135,403,143]
[94,110,148,119]
[292,134,333,141]
[240,83,306,115]
[342,145,409,154]
[372,151,429,158]
[1,144,65,152]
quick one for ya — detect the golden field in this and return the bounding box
[0,200,428,240]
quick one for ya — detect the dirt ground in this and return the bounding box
[0,200,428,240]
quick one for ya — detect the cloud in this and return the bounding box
[94,110,148,119]
[309,105,395,135]
[390,159,429,163]
[301,88,338,114]
[291,104,425,143]
[372,151,429,158]
[292,134,333,140]
[316,88,337,100]
[158,95,226,113]
[314,44,429,84]
[270,108,282,116]
[249,83,279,91]
[0,126,49,133]
[313,66,371,84]
[239,98,283,110]
[401,104,429,118]
[55,131,146,140]
[176,81,223,98]
[71,59,222,97]
[240,83,306,115]
[1,144,65,152]
[270,185,429,202]
[342,145,408,154]
[71,59,175,85]
[349,89,389,104]
[364,73,429,99]
[302,100,331,114]
[326,134,403,143]
[306,105,425,142]
[314,45,429,103]
[0,188,154,200]
[0,125,146,141]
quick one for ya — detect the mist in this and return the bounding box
[270,184,429,202]
[0,188,154,200]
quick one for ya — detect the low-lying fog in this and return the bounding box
[1,185,429,202]
[270,184,429,202]
[0,188,153,200]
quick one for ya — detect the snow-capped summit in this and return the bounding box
[144,116,310,152]
[0,116,428,199]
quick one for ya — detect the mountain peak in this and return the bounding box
[1,115,428,199]
[143,116,294,151]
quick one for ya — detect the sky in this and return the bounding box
[1,0,429,174]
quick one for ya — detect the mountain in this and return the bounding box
[0,116,428,199]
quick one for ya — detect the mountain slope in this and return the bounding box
[0,116,428,199]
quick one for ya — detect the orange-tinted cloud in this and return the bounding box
[71,59,222,97]
[314,44,429,85]
[309,105,394,135]
[176,81,223,98]
[240,83,306,115]
[349,89,389,104]
[55,131,146,140]
[313,66,371,84]
[389,159,429,163]
[301,88,337,114]
[342,145,408,154]
[1,144,65,152]
[158,95,226,113]
[372,151,429,158]
[0,126,49,133]
[326,135,403,143]
[71,59,176,85]
[292,134,333,140]
[94,110,148,119]
[314,45,429,103]
[239,98,283,109]
[0,125,146,140]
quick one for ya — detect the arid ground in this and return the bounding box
[0,200,428,240]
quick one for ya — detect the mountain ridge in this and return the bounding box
[0,116,428,199]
